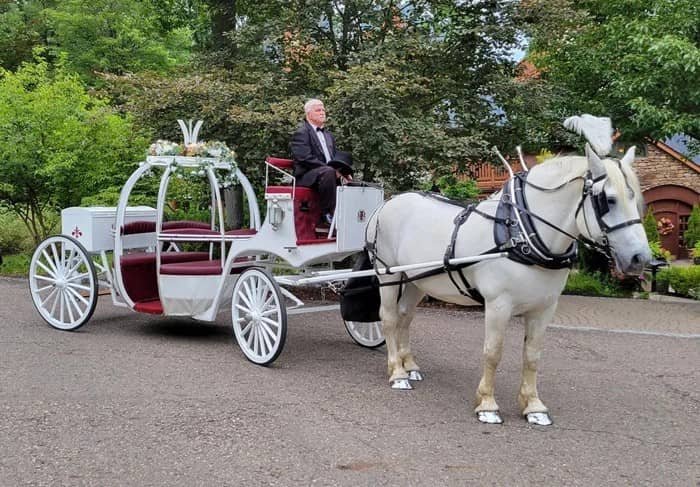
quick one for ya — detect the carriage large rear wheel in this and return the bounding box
[231,268,287,365]
[344,320,385,348]
[28,235,98,331]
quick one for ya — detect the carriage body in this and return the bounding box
[28,150,386,363]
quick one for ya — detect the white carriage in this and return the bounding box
[28,125,386,365]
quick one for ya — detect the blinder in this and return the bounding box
[580,171,641,237]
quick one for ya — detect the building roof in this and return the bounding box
[663,134,699,164]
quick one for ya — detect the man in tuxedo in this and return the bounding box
[290,99,352,228]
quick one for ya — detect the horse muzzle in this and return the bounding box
[614,247,652,276]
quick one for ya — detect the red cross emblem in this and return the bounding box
[71,226,83,238]
[357,210,366,222]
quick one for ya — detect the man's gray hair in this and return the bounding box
[304,98,324,114]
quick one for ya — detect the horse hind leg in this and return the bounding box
[518,305,556,426]
[380,280,423,390]
[475,300,511,424]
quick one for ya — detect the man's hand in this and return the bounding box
[336,169,353,184]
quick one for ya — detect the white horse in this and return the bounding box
[366,144,651,425]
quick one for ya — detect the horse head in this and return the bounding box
[577,144,651,275]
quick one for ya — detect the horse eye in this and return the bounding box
[606,197,616,206]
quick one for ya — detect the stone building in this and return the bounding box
[634,138,700,258]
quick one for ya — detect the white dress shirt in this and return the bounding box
[309,122,331,163]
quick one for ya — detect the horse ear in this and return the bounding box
[585,143,606,179]
[620,146,636,166]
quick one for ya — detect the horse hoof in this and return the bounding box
[390,379,413,390]
[526,412,553,426]
[477,411,503,424]
[408,370,423,381]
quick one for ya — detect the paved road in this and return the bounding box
[1,277,698,486]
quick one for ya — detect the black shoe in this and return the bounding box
[315,213,333,233]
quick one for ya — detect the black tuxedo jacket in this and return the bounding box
[290,121,336,179]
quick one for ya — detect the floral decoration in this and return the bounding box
[657,217,674,236]
[148,139,239,188]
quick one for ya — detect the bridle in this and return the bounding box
[574,165,643,254]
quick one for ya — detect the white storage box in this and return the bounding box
[335,185,384,252]
[61,206,157,252]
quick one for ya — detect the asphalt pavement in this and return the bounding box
[0,276,698,486]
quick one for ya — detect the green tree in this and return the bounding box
[521,0,700,146]
[0,0,195,82]
[684,205,700,248]
[0,57,147,243]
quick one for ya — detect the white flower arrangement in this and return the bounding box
[148,139,239,188]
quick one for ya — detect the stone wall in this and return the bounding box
[635,144,700,193]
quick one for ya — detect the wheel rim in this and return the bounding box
[345,320,385,348]
[231,269,287,365]
[29,236,97,331]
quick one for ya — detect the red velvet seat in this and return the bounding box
[266,186,323,243]
[122,220,212,235]
[159,260,222,275]
[120,251,209,304]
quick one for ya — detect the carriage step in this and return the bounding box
[133,299,163,314]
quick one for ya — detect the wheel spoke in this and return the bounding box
[41,288,59,309]
[260,306,279,317]
[240,319,253,337]
[66,272,90,283]
[259,325,272,355]
[66,290,85,317]
[235,302,252,315]
[63,290,76,323]
[35,283,55,293]
[66,282,91,292]
[34,274,57,284]
[243,280,256,307]
[258,319,278,342]
[50,243,63,273]
[255,276,266,307]
[260,316,280,329]
[239,282,255,309]
[245,323,255,348]
[36,257,57,278]
[59,290,66,323]
[65,285,90,307]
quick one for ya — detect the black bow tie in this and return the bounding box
[316,127,324,132]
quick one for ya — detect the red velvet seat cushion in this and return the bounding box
[122,220,212,235]
[266,186,322,242]
[225,228,258,237]
[159,260,222,275]
[133,299,163,315]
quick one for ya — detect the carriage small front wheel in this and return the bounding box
[344,320,385,348]
[28,235,98,331]
[231,267,287,365]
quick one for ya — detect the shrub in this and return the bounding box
[656,266,700,300]
[684,205,700,248]
[0,253,30,277]
[0,210,33,254]
[648,241,672,261]
[564,270,624,297]
[643,207,660,244]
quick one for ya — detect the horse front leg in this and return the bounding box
[518,304,556,426]
[395,284,425,383]
[475,300,511,424]
[379,281,410,389]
